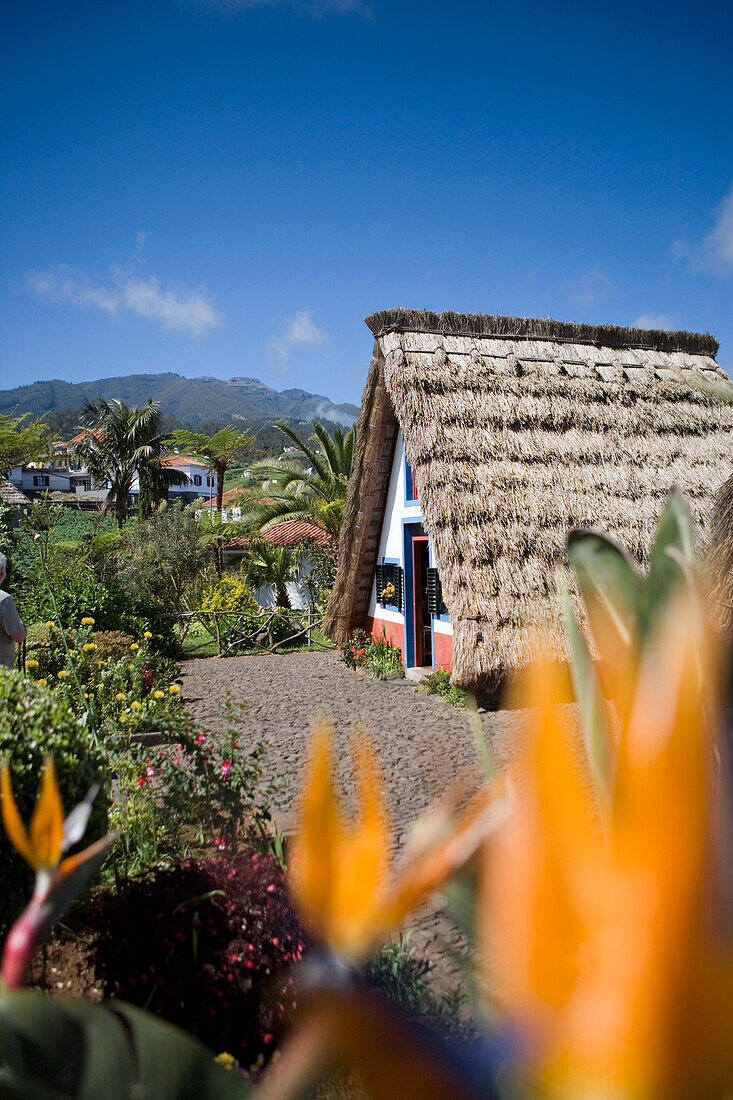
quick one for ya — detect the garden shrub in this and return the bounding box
[199,575,263,647]
[0,669,109,931]
[106,699,279,876]
[92,853,305,1073]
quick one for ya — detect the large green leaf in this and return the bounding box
[0,992,251,1100]
[567,528,641,669]
[641,490,696,640]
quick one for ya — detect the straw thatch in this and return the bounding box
[325,309,733,695]
[706,472,733,644]
[0,478,30,508]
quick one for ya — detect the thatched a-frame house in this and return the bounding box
[0,477,31,525]
[324,309,733,696]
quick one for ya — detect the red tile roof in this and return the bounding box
[160,455,209,469]
[224,518,332,551]
[199,488,242,508]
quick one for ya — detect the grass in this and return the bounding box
[419,667,467,707]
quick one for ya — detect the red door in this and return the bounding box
[412,536,432,668]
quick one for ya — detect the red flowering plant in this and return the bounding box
[338,628,404,680]
[108,697,283,876]
[91,852,305,1076]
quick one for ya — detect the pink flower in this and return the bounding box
[266,884,276,894]
[215,837,228,851]
[221,761,232,777]
[173,756,180,765]
[196,734,206,745]
[136,776,146,788]
[146,766,155,778]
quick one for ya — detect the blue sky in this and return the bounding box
[1,0,732,405]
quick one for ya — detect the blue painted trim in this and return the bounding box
[402,520,430,669]
[403,448,419,505]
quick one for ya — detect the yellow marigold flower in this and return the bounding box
[26,659,39,670]
[153,690,165,700]
[83,692,89,699]
[115,692,126,702]
[57,670,69,680]
[129,643,139,651]
[44,621,55,630]
[37,678,47,687]
[143,631,152,639]
[215,1052,236,1068]
[168,684,181,695]
[97,659,106,667]
[80,617,95,626]
[82,643,97,652]
[118,712,128,724]
[130,700,141,710]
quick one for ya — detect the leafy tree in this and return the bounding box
[116,502,212,613]
[75,399,185,528]
[241,540,299,609]
[173,425,255,574]
[172,426,255,515]
[0,412,48,476]
[241,421,354,552]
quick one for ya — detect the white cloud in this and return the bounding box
[674,184,733,276]
[270,308,328,362]
[567,268,616,306]
[28,263,223,336]
[632,313,676,331]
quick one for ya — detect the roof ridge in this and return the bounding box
[365,308,719,358]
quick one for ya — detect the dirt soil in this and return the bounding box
[180,650,530,991]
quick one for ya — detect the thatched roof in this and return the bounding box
[706,472,733,644]
[325,309,733,696]
[0,478,31,508]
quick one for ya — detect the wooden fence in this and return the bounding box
[158,607,334,658]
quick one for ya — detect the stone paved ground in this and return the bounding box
[180,650,529,991]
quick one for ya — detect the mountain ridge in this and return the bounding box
[0,372,359,428]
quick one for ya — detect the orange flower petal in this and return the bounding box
[29,758,64,869]
[291,722,348,947]
[0,763,36,868]
[332,734,390,957]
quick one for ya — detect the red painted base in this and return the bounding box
[366,616,454,674]
[366,616,405,659]
[433,630,454,674]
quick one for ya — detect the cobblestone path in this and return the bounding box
[180,650,528,990]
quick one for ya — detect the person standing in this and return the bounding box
[0,553,26,671]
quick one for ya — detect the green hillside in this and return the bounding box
[0,372,359,429]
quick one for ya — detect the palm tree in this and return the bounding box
[173,425,255,574]
[241,540,299,609]
[74,399,184,528]
[242,421,354,553]
[173,426,255,515]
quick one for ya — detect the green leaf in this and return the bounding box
[567,528,641,666]
[562,588,613,827]
[111,1002,252,1100]
[0,992,252,1100]
[0,992,134,1100]
[642,490,697,639]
